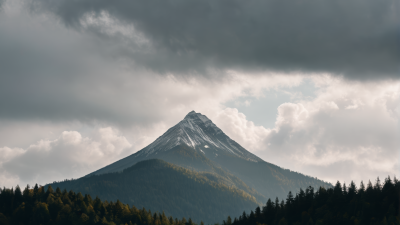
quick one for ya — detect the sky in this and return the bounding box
[0,0,399,188]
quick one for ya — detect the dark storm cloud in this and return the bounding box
[30,0,400,80]
[0,13,166,126]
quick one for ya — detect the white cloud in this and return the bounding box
[0,127,132,187]
[0,146,25,164]
[213,77,400,184]
[213,108,271,152]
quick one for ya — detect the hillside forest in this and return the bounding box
[44,159,259,223]
[0,184,199,225]
[224,177,400,225]
[0,176,398,225]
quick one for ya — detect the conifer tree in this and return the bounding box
[255,206,261,219]
[226,177,399,225]
[14,185,22,207]
[55,187,62,196]
[359,181,365,194]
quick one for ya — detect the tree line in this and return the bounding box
[0,184,200,225]
[1,176,399,225]
[223,177,400,225]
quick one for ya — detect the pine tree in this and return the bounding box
[334,181,342,196]
[249,211,255,224]
[55,187,62,196]
[263,199,275,224]
[275,197,280,212]
[374,177,382,191]
[33,184,39,197]
[14,185,22,207]
[255,206,261,219]
[241,211,247,222]
[342,182,348,196]
[348,181,357,199]
[286,191,294,205]
[358,181,365,195]
[23,184,31,200]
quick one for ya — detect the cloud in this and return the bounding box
[29,0,400,80]
[0,127,132,187]
[0,0,399,188]
[1,77,398,187]
[0,1,305,126]
[0,147,26,164]
[214,78,400,184]
[213,108,271,152]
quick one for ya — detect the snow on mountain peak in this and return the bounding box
[89,111,261,176]
[136,111,260,162]
[184,110,211,123]
[184,110,197,118]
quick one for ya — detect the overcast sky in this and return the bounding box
[0,0,399,188]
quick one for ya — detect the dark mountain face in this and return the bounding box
[49,111,332,224]
[49,159,259,224]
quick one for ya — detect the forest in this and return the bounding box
[0,184,199,225]
[223,177,400,225]
[0,176,399,225]
[44,159,258,223]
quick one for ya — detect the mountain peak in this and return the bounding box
[183,110,211,123]
[137,110,261,162]
[89,111,261,176]
[184,110,197,118]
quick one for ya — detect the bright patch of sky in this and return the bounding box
[224,79,317,128]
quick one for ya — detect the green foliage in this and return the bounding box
[228,176,400,225]
[0,184,196,225]
[45,159,259,224]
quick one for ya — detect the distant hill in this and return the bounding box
[47,111,332,224]
[48,159,258,224]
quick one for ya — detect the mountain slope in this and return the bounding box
[88,111,260,176]
[88,111,331,201]
[48,159,259,224]
[212,154,329,200]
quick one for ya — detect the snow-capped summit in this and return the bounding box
[183,110,199,119]
[89,111,261,176]
[183,110,211,123]
[140,110,259,161]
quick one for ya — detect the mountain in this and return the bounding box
[49,159,259,224]
[48,111,332,223]
[87,111,331,200]
[88,111,260,176]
